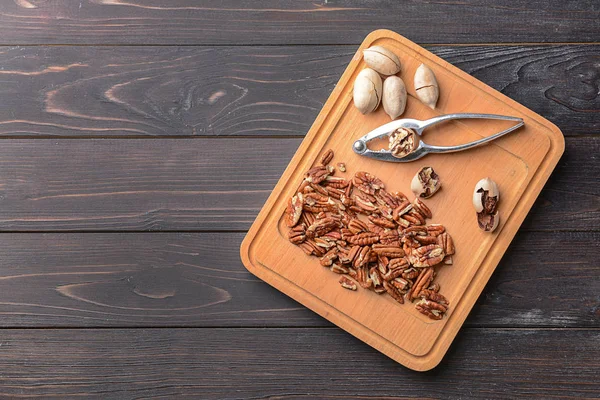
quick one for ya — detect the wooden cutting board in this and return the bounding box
[240,30,564,371]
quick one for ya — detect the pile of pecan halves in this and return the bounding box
[286,149,455,320]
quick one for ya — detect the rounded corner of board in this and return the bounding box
[549,124,566,157]
[363,29,409,46]
[402,352,445,372]
[240,232,258,274]
[535,117,566,164]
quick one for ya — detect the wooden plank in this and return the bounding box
[0,1,597,45]
[0,327,596,398]
[0,137,595,232]
[0,45,596,137]
[0,231,596,328]
[0,232,314,327]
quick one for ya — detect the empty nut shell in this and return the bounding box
[363,46,401,76]
[382,76,407,120]
[353,68,383,114]
[414,63,439,109]
[411,167,441,198]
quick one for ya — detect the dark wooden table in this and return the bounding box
[0,1,598,398]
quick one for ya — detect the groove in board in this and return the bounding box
[0,45,596,137]
[0,328,596,398]
[0,1,598,45]
[0,137,595,232]
[0,231,595,328]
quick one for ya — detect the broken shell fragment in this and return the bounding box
[411,167,441,198]
[414,63,439,109]
[382,75,407,120]
[477,211,500,232]
[363,46,401,76]
[353,68,383,114]
[473,177,500,232]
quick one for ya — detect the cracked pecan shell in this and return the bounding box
[389,127,416,158]
[411,166,441,198]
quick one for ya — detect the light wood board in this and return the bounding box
[241,30,564,371]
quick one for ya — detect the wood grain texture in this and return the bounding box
[0,45,596,137]
[0,0,598,45]
[0,231,596,328]
[0,327,597,398]
[0,232,310,327]
[0,137,594,232]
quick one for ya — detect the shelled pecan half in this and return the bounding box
[285,149,454,320]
